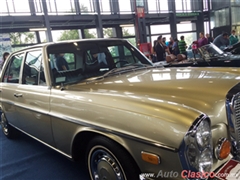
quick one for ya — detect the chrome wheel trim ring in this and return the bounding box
[88,145,126,180]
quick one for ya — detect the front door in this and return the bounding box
[14,50,54,146]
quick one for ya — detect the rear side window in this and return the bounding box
[3,53,24,83]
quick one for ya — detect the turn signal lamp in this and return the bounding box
[141,151,160,165]
[215,138,231,160]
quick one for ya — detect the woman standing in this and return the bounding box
[155,36,166,62]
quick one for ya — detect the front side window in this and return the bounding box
[22,50,46,85]
[3,53,24,83]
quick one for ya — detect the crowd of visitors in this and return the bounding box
[151,29,239,63]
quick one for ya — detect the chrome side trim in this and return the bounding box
[51,112,178,152]
[9,123,72,159]
[3,102,178,152]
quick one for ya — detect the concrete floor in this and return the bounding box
[0,128,90,180]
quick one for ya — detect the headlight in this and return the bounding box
[180,115,213,175]
[196,120,212,150]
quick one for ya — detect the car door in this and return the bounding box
[14,49,54,146]
[0,52,25,127]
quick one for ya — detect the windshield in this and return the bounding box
[47,40,153,85]
[198,43,224,60]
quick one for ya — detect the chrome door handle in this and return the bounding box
[14,93,23,98]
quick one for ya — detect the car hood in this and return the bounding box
[67,67,240,149]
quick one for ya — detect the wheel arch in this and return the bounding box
[71,129,141,171]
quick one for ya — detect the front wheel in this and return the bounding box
[86,136,140,180]
[0,113,18,139]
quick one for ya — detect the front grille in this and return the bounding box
[234,98,240,146]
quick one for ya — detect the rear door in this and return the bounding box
[0,53,25,127]
[14,49,54,146]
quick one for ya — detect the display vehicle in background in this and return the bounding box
[165,43,240,68]
[1,39,240,180]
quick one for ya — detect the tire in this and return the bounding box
[86,136,140,180]
[0,113,18,139]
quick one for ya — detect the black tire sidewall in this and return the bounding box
[86,136,140,180]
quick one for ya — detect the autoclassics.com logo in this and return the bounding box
[139,170,230,179]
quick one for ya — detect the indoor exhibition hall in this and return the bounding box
[1,0,240,180]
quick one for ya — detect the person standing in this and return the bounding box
[0,52,10,71]
[197,32,208,47]
[155,36,165,62]
[213,32,229,48]
[166,37,174,54]
[55,53,69,71]
[206,33,214,44]
[229,30,239,45]
[178,36,187,58]
[172,38,180,56]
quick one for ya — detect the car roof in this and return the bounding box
[13,38,127,54]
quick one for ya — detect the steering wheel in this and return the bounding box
[114,60,129,66]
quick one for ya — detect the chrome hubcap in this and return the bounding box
[89,147,125,180]
[0,114,9,135]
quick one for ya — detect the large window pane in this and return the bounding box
[103,28,116,38]
[119,0,132,14]
[147,0,158,13]
[204,21,210,34]
[0,0,9,14]
[54,0,75,14]
[34,0,43,15]
[150,25,170,34]
[84,29,97,39]
[214,8,230,27]
[231,0,240,5]
[100,0,111,14]
[232,7,240,25]
[6,0,30,15]
[47,0,57,14]
[203,0,208,11]
[175,0,192,12]
[122,26,135,37]
[177,32,197,46]
[177,23,196,32]
[160,0,169,12]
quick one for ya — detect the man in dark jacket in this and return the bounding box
[213,32,229,48]
[55,53,69,71]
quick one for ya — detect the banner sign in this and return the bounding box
[176,12,200,17]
